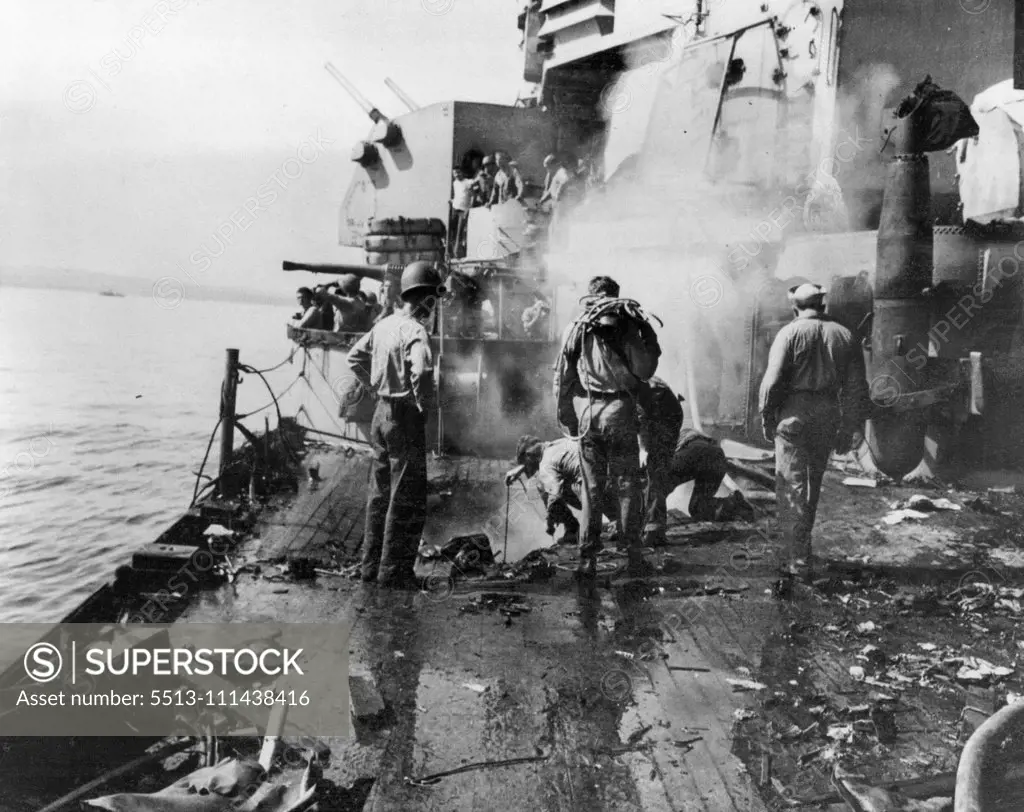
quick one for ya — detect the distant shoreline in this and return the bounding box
[0,267,292,307]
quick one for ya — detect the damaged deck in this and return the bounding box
[176,441,1024,810]
[12,442,1024,810]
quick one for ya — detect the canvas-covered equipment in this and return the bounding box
[955,79,1024,224]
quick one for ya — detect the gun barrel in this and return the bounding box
[282,261,391,281]
[384,78,420,112]
[325,62,387,124]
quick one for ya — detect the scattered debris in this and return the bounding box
[882,509,933,526]
[460,593,531,615]
[462,682,489,694]
[955,657,1013,683]
[668,665,710,673]
[34,740,194,812]
[849,666,866,681]
[404,752,550,787]
[349,674,386,724]
[892,495,962,512]
[727,678,768,692]
[506,548,556,581]
[832,766,952,812]
[259,701,288,772]
[86,757,317,812]
[733,708,757,722]
[843,477,878,488]
[203,523,235,537]
[626,724,653,746]
[826,724,854,743]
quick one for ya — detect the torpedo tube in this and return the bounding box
[867,106,934,478]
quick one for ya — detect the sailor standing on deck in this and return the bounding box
[347,261,443,588]
[554,275,662,578]
[758,283,869,587]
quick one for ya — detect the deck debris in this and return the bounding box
[894,495,962,512]
[203,523,235,537]
[404,752,550,787]
[882,509,932,526]
[86,757,317,812]
[349,674,386,724]
[727,678,768,692]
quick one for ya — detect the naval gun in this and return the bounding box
[282,260,393,280]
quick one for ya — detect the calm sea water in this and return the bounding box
[0,286,299,622]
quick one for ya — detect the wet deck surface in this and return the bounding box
[29,443,1022,811]
[171,443,1024,810]
[180,446,775,810]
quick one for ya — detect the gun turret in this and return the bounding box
[324,62,402,149]
[282,261,403,282]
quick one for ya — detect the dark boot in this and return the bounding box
[626,552,656,578]
[575,553,597,579]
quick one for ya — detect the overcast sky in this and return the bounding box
[1,0,525,294]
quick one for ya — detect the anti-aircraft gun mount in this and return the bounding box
[282,258,560,459]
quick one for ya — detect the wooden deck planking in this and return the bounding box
[256,451,371,562]
[652,620,766,811]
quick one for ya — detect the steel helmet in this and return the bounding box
[337,274,361,296]
[400,261,443,299]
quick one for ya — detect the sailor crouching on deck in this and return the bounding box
[757,283,869,587]
[554,275,662,579]
[511,435,583,546]
[662,429,753,523]
[347,261,443,589]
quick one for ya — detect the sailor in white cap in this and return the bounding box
[757,282,869,591]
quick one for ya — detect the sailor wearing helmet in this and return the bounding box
[758,283,869,590]
[348,261,443,589]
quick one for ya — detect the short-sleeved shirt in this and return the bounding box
[536,438,581,499]
[347,312,434,412]
[452,178,475,211]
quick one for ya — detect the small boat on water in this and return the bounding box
[98,289,125,297]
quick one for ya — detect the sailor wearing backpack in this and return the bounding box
[554,275,663,578]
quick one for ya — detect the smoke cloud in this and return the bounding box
[545,23,899,438]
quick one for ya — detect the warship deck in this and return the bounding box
[170,443,1024,811]
[8,441,1024,810]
